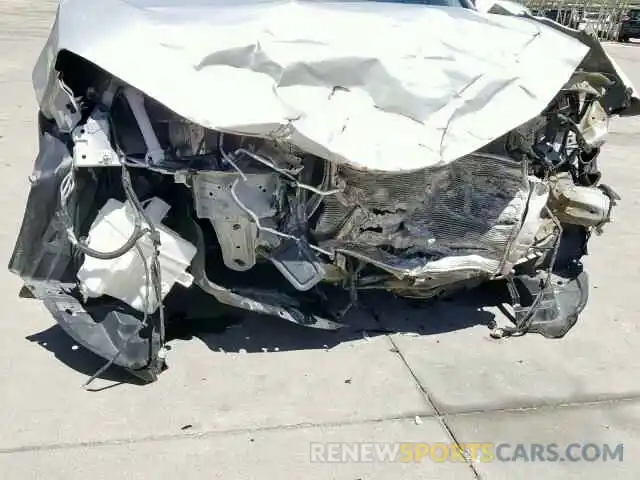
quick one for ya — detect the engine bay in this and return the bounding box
[9,0,636,381]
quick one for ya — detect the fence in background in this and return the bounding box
[523,0,636,40]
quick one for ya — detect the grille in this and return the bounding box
[313,153,529,276]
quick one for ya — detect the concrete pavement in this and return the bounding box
[1,2,639,478]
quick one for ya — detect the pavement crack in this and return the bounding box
[448,394,640,418]
[0,412,435,455]
[364,303,481,479]
[384,334,482,480]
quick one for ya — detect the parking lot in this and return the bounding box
[1,1,640,479]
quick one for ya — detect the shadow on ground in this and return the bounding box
[25,282,508,386]
[26,326,148,389]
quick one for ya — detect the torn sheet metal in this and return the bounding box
[482,2,640,115]
[34,0,594,172]
[532,17,640,116]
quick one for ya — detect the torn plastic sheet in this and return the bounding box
[34,0,596,172]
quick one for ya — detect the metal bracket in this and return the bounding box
[41,76,82,133]
[71,107,121,167]
[192,171,277,271]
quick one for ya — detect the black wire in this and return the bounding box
[83,242,152,390]
[81,95,166,388]
[108,88,166,343]
[120,164,166,344]
[498,212,563,337]
[59,169,149,261]
[74,226,149,260]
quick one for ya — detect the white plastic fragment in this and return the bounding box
[76,197,197,314]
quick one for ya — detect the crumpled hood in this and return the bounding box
[34,0,633,171]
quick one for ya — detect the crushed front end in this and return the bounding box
[9,0,639,382]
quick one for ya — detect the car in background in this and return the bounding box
[577,11,613,37]
[618,9,640,42]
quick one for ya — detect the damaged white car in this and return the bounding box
[10,0,640,382]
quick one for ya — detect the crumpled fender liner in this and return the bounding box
[495,224,590,339]
[511,269,589,339]
[25,281,162,382]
